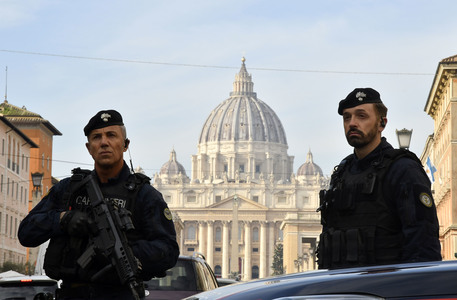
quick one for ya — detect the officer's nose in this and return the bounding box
[347,116,358,128]
[100,135,109,146]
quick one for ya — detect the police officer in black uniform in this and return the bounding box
[317,88,441,269]
[18,110,179,299]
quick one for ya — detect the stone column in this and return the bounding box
[206,221,214,268]
[260,221,268,278]
[231,196,239,275]
[198,221,206,256]
[222,221,230,278]
[268,222,275,276]
[244,221,252,281]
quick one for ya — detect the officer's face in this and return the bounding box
[86,125,126,171]
[342,103,384,149]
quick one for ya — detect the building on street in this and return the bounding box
[423,54,457,260]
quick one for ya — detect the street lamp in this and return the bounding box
[294,254,309,273]
[294,256,303,272]
[31,172,44,197]
[396,128,413,150]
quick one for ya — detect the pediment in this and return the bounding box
[207,194,267,210]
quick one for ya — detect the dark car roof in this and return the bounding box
[186,260,457,300]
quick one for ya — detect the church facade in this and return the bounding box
[153,58,328,279]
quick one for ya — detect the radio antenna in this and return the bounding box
[4,66,7,101]
[128,147,135,173]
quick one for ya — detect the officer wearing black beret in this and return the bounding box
[19,109,180,299]
[317,88,441,269]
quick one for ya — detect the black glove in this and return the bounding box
[60,210,91,237]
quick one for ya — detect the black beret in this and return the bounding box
[84,109,124,136]
[338,88,383,115]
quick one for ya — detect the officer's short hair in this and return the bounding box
[374,102,388,119]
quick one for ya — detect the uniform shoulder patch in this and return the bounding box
[419,192,433,208]
[164,208,173,220]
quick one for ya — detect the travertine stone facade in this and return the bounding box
[423,54,457,260]
[153,58,328,279]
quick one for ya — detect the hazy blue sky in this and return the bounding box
[1,0,456,180]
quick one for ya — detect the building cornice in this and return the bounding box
[425,59,457,117]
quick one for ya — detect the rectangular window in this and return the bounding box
[223,164,228,173]
[253,196,259,202]
[303,196,310,204]
[165,195,172,203]
[239,164,245,173]
[215,247,221,252]
[187,247,195,252]
[187,195,196,203]
[255,164,261,173]
[253,248,259,252]
[278,196,287,203]
[215,196,221,203]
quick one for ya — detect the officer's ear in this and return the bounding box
[379,117,387,131]
[124,139,130,151]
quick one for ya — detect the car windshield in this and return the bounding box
[145,259,197,291]
[0,280,57,300]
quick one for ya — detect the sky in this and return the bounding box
[1,0,456,181]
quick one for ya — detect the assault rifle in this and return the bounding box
[76,174,144,299]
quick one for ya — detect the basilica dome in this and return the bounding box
[160,149,187,177]
[198,58,287,145]
[297,150,323,176]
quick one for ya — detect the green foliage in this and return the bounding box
[229,271,239,280]
[271,243,284,275]
[0,261,34,275]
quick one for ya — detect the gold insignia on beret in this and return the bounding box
[100,113,111,122]
[419,192,433,208]
[164,208,173,220]
[356,91,366,101]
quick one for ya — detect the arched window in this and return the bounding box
[214,265,221,277]
[187,224,196,240]
[252,266,259,279]
[215,226,222,242]
[252,227,259,242]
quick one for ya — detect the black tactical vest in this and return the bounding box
[317,149,421,269]
[43,168,150,282]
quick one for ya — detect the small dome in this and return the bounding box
[160,149,187,177]
[297,150,323,176]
